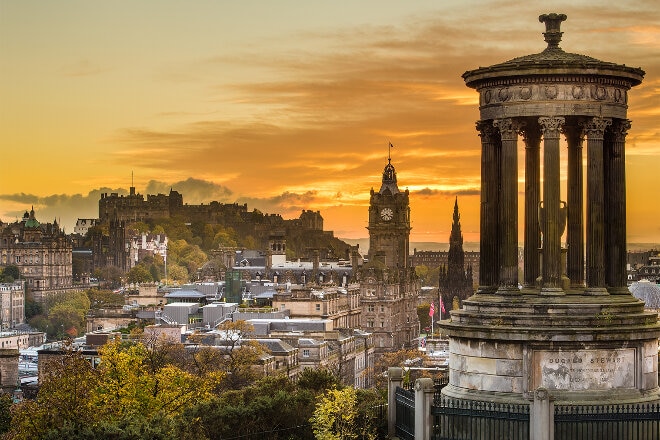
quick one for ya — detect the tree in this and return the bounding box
[6,340,222,440]
[310,387,372,440]
[370,348,424,392]
[185,375,317,440]
[0,265,20,282]
[215,320,267,389]
[297,367,341,394]
[8,347,102,439]
[126,264,153,284]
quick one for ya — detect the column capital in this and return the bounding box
[610,119,632,142]
[538,116,565,138]
[494,118,525,140]
[580,117,612,140]
[476,120,497,142]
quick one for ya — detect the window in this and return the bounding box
[302,349,310,358]
[380,306,385,312]
[367,320,374,327]
[368,304,375,312]
[315,303,321,311]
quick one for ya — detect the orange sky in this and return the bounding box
[1,1,659,245]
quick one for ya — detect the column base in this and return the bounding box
[496,285,521,295]
[584,287,609,296]
[608,286,632,295]
[540,286,565,296]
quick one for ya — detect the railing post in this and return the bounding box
[414,378,435,440]
[531,387,554,440]
[388,367,404,439]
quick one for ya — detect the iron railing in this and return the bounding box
[395,386,415,440]
[555,402,660,440]
[432,396,530,440]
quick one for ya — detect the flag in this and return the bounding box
[440,297,446,314]
[429,301,435,317]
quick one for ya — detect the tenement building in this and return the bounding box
[440,13,659,411]
[359,153,420,356]
[0,208,74,302]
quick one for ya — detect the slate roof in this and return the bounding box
[630,280,660,309]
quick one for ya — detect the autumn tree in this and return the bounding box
[6,340,222,440]
[214,320,267,389]
[310,387,370,440]
[126,263,153,284]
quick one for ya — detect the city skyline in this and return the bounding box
[1,1,659,243]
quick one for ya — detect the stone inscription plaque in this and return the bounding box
[533,349,635,391]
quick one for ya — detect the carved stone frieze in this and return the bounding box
[480,82,627,107]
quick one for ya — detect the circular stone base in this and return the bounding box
[439,292,660,404]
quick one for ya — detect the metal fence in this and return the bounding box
[431,396,530,440]
[555,402,660,440]
[395,386,415,440]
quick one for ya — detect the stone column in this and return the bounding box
[414,378,435,440]
[523,124,542,288]
[582,117,611,294]
[387,367,404,439]
[494,118,523,293]
[605,119,631,293]
[531,387,554,440]
[539,117,565,293]
[476,121,500,293]
[564,124,585,288]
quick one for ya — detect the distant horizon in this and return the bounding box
[339,239,660,256]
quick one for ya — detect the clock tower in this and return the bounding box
[367,156,411,269]
[360,152,419,357]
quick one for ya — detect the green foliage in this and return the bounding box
[93,265,123,288]
[87,289,125,308]
[214,320,267,390]
[310,387,378,440]
[297,367,341,393]
[185,375,317,440]
[415,264,440,286]
[0,265,20,282]
[28,291,91,339]
[149,263,161,282]
[126,264,153,284]
[24,294,42,319]
[6,340,222,440]
[0,393,12,435]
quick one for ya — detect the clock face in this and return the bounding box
[380,207,393,221]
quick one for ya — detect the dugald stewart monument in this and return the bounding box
[439,10,659,419]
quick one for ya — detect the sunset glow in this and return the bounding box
[1,1,658,244]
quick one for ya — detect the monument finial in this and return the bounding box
[539,13,567,50]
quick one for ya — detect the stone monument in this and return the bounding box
[440,13,660,406]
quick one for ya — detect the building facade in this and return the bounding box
[0,208,74,302]
[0,281,25,329]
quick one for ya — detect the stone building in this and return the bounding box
[0,208,74,302]
[359,153,420,356]
[0,281,25,329]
